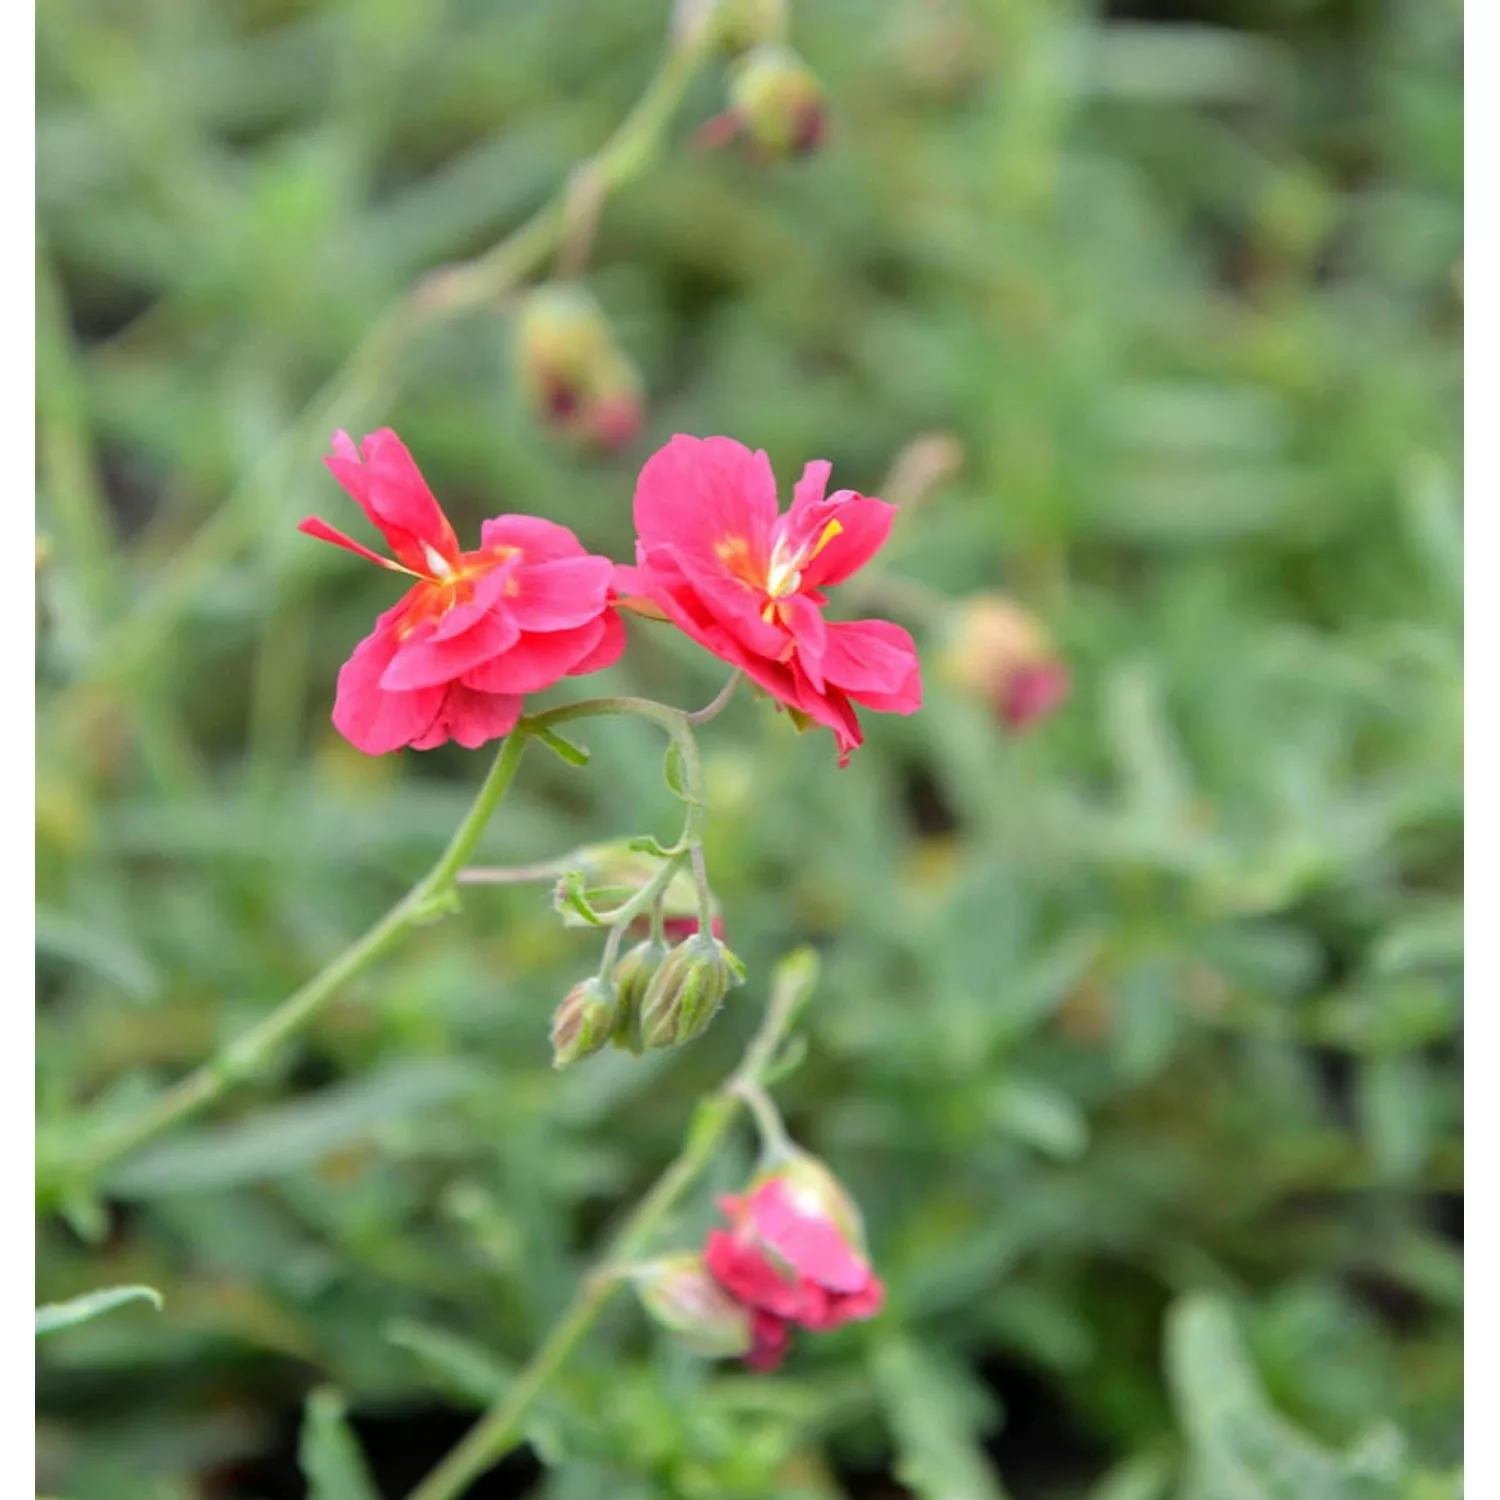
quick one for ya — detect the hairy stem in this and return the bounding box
[405,949,822,1500]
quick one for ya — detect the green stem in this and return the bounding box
[64,731,531,1185]
[405,949,822,1500]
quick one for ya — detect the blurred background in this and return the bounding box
[36,0,1462,1497]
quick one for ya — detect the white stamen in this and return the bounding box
[424,545,453,578]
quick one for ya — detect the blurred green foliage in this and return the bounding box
[36,0,1461,1496]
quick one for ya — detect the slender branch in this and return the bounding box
[405,949,822,1500]
[687,670,742,726]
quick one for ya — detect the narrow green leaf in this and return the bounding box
[534,724,590,767]
[299,1388,380,1500]
[870,1335,1011,1500]
[386,1319,516,1406]
[36,1284,163,1337]
[663,741,696,803]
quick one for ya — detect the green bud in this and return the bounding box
[550,977,618,1067]
[640,935,743,1051]
[727,44,826,158]
[711,0,788,52]
[630,1253,752,1358]
[514,284,643,453]
[609,937,669,1052]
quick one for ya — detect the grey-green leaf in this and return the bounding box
[36,1284,163,1337]
[298,1388,381,1500]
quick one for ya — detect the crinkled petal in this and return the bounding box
[480,514,588,564]
[633,435,779,574]
[381,608,521,692]
[331,612,446,755]
[507,556,614,631]
[797,494,896,590]
[567,609,627,677]
[324,429,459,575]
[749,1179,872,1295]
[820,619,922,713]
[408,684,524,751]
[460,617,606,694]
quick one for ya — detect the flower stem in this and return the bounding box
[404,948,822,1500]
[61,731,531,1186]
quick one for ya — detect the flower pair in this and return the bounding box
[301,429,923,762]
[632,1150,884,1372]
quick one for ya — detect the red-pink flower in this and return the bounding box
[704,1160,885,1371]
[301,428,624,754]
[617,436,922,764]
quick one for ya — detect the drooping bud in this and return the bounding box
[550,976,619,1067]
[700,44,827,160]
[640,934,744,1050]
[609,937,668,1052]
[939,594,1071,731]
[514,284,644,454]
[629,1253,754,1358]
[704,1150,884,1346]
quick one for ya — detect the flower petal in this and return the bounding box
[567,609,627,677]
[380,608,521,692]
[298,515,410,573]
[749,1179,871,1295]
[820,619,922,712]
[633,434,780,576]
[460,617,606,694]
[324,428,460,575]
[331,613,446,755]
[506,555,616,631]
[480,514,589,564]
[408,684,525,751]
[797,494,896,590]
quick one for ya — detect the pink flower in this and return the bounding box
[704,1159,885,1371]
[301,428,624,754]
[618,436,922,764]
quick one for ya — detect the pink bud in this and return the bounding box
[940,594,1071,732]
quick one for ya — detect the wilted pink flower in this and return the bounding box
[301,428,624,754]
[704,1154,884,1370]
[617,435,922,764]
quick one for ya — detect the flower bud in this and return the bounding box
[609,936,668,1052]
[640,934,744,1050]
[701,44,827,160]
[630,1253,753,1358]
[514,284,644,454]
[549,976,618,1067]
[939,594,1071,731]
[711,0,788,52]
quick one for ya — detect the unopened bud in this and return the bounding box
[630,1253,752,1358]
[711,0,788,52]
[515,284,644,453]
[703,44,827,160]
[609,937,668,1052]
[550,977,618,1067]
[640,934,744,1050]
[940,595,1071,731]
